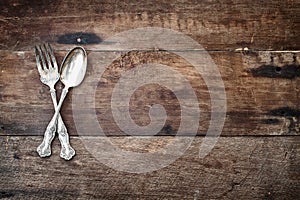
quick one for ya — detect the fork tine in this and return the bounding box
[42,44,53,69]
[46,43,58,70]
[34,46,44,74]
[37,45,47,70]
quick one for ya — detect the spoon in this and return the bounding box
[43,47,87,154]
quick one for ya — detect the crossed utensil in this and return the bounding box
[34,44,87,160]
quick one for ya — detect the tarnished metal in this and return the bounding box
[34,44,87,160]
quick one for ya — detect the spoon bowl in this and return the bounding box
[60,47,87,89]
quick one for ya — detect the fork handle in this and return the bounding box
[44,88,68,144]
[50,89,75,160]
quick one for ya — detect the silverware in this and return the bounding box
[34,44,76,160]
[35,44,63,157]
[39,46,87,159]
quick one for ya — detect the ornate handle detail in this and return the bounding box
[37,89,75,160]
[57,116,75,160]
[37,117,56,157]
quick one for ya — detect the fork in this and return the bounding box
[35,44,75,160]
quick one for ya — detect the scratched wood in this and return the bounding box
[0,136,299,199]
[0,50,299,136]
[0,0,299,199]
[0,0,299,137]
[0,0,299,50]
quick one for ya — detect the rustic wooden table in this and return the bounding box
[0,0,299,199]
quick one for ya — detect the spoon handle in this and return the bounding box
[47,87,68,124]
[41,88,70,155]
[50,89,75,160]
[55,87,69,119]
[37,88,58,158]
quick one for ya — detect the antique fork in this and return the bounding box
[35,44,75,160]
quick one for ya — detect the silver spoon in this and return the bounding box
[43,47,87,159]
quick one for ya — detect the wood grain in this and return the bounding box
[0,136,299,199]
[0,1,299,199]
[0,0,299,50]
[0,50,299,136]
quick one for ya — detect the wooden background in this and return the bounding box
[0,0,299,199]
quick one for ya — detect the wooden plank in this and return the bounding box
[0,136,299,199]
[0,50,299,136]
[0,0,299,50]
[1,1,299,199]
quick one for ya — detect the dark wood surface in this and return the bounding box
[0,0,299,50]
[1,136,300,199]
[1,50,299,136]
[0,0,299,199]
